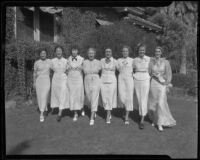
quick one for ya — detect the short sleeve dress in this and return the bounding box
[34,59,51,112]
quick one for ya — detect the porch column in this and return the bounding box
[53,14,58,42]
[34,7,40,41]
[14,7,17,39]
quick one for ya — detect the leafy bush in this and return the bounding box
[172,73,197,96]
[5,40,69,98]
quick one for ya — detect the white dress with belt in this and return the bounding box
[117,57,134,111]
[133,55,150,116]
[67,55,84,111]
[100,57,117,110]
[50,57,69,110]
[83,59,101,112]
[34,59,51,112]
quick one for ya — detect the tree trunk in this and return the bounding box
[179,46,187,74]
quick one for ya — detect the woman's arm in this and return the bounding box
[164,60,172,84]
[148,58,153,77]
[33,61,37,88]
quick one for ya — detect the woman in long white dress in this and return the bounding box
[133,43,151,129]
[100,48,118,124]
[83,48,101,125]
[51,46,69,122]
[67,46,85,121]
[33,49,51,122]
[117,46,134,125]
[148,46,176,131]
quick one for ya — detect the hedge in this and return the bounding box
[171,73,197,96]
[5,40,69,99]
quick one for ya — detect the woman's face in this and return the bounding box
[155,48,162,58]
[105,48,112,59]
[122,47,129,58]
[72,49,78,57]
[88,49,95,60]
[138,46,146,58]
[56,47,63,58]
[40,50,47,60]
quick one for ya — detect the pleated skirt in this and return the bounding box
[118,74,134,111]
[36,75,50,112]
[67,74,84,111]
[101,76,117,110]
[51,74,69,110]
[84,74,101,112]
[134,79,150,116]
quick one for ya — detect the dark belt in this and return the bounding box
[135,71,147,73]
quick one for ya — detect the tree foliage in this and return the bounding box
[6,7,15,43]
[148,1,197,73]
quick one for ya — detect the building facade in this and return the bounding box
[14,7,163,42]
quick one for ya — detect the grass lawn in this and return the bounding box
[5,96,197,158]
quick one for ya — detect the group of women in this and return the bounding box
[33,43,176,132]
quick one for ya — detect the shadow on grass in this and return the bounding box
[7,140,31,155]
[96,106,106,120]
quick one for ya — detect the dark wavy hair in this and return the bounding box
[136,43,146,53]
[37,48,48,58]
[122,45,132,54]
[54,45,64,53]
[70,44,80,53]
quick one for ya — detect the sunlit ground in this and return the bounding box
[6,96,197,158]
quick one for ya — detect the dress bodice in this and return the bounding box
[34,59,51,77]
[117,57,134,77]
[51,57,68,75]
[83,59,101,75]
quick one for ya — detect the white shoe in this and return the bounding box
[81,111,85,116]
[73,114,78,121]
[40,116,44,122]
[158,125,163,131]
[152,123,155,127]
[125,120,129,125]
[89,119,94,125]
[106,115,111,124]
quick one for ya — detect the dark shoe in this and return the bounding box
[57,115,62,122]
[44,111,48,117]
[139,123,144,129]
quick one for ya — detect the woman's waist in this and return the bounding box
[53,73,67,78]
[119,71,133,77]
[37,73,50,78]
[102,70,115,75]
[85,74,99,79]
[133,72,150,81]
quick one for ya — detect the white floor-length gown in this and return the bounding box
[34,59,51,112]
[148,58,176,127]
[51,57,69,110]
